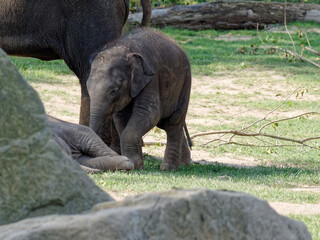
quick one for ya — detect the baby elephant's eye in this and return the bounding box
[109,87,119,95]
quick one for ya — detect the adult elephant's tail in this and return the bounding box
[140,0,152,27]
[184,122,193,149]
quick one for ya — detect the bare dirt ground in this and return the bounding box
[34,68,319,217]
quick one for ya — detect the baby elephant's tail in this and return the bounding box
[184,122,193,149]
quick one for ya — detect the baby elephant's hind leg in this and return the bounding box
[161,123,185,171]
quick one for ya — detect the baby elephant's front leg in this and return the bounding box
[120,127,145,169]
[120,111,157,169]
[120,99,160,169]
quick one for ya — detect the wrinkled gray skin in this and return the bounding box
[0,0,152,153]
[88,29,192,171]
[48,116,134,173]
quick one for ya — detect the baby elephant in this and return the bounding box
[88,28,192,170]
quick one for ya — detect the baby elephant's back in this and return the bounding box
[125,29,191,118]
[127,29,190,75]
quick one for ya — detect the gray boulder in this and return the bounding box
[0,49,112,225]
[0,189,311,240]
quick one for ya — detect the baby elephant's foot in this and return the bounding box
[179,157,191,166]
[124,154,144,170]
[85,156,134,171]
[160,162,178,171]
[80,165,102,174]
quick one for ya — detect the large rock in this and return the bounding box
[0,189,311,240]
[0,49,112,225]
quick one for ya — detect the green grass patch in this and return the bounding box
[91,157,320,204]
[10,57,72,84]
[161,23,320,77]
[233,98,319,111]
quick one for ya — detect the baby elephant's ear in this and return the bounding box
[128,53,155,98]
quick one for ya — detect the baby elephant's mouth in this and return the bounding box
[112,103,121,113]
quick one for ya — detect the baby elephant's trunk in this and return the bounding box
[89,105,108,134]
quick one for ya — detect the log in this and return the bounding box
[128,1,320,30]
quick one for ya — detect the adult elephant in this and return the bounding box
[0,0,151,152]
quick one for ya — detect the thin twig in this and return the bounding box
[284,2,296,52]
[305,46,320,57]
[235,85,302,135]
[257,23,266,46]
[192,129,320,144]
[209,141,319,150]
[305,32,312,48]
[258,112,320,133]
[260,46,320,68]
[191,130,253,139]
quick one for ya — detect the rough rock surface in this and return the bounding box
[0,189,311,240]
[0,49,112,225]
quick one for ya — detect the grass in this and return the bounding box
[10,57,72,84]
[10,21,320,239]
[161,23,320,79]
[91,157,320,203]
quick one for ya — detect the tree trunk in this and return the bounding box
[129,1,320,30]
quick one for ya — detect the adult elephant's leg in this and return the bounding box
[63,54,91,127]
[79,93,90,126]
[161,124,185,171]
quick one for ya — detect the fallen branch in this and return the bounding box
[266,46,320,68]
[232,85,301,136]
[191,112,319,141]
[146,109,320,149]
[189,86,320,150]
[211,141,320,150]
[256,24,320,69]
[194,125,320,144]
[304,46,320,57]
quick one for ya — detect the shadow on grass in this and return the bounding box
[135,155,319,185]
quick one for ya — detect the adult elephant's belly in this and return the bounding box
[0,35,61,61]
